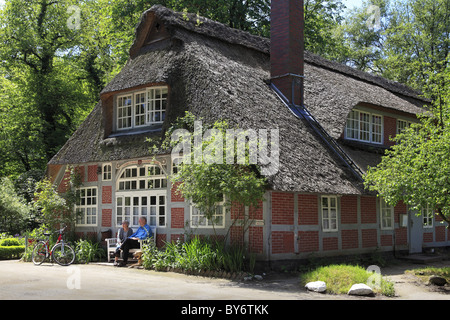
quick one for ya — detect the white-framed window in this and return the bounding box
[116,86,168,131]
[116,192,166,228]
[345,110,383,144]
[380,198,394,230]
[190,197,226,228]
[75,187,98,226]
[423,205,434,228]
[321,196,338,232]
[396,119,414,135]
[117,165,167,191]
[103,164,112,181]
[117,95,132,130]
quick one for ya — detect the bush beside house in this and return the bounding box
[0,237,25,260]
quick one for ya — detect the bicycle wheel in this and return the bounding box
[32,241,48,265]
[52,243,75,266]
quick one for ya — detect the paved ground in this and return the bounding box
[0,259,449,300]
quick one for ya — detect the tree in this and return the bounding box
[0,177,29,234]
[304,0,347,60]
[333,0,389,73]
[364,70,450,224]
[335,0,449,96]
[380,0,449,95]
[0,0,118,177]
[149,112,267,239]
[33,166,83,231]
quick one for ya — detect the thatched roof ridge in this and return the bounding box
[120,5,427,104]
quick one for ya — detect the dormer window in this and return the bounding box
[345,110,383,144]
[116,86,168,131]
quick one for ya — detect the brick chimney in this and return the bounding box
[270,0,304,106]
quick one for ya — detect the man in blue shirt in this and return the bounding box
[116,216,152,267]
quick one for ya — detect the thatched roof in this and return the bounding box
[49,5,427,195]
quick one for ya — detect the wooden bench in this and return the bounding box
[106,226,156,262]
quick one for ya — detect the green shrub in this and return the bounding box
[300,264,395,296]
[75,239,106,264]
[0,238,22,246]
[141,236,255,274]
[0,245,25,259]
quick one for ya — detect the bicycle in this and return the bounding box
[32,226,76,266]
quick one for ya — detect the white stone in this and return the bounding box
[305,281,327,293]
[347,283,374,296]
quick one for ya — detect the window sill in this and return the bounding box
[109,125,163,138]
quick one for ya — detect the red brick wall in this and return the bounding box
[298,194,318,225]
[102,209,112,227]
[58,169,71,193]
[231,202,245,220]
[361,196,377,224]
[171,234,184,243]
[47,164,62,184]
[323,237,338,251]
[380,234,393,246]
[171,207,185,229]
[249,200,263,220]
[272,192,294,225]
[395,228,407,245]
[342,229,358,249]
[362,229,377,248]
[102,186,112,204]
[171,182,185,202]
[423,232,433,243]
[230,225,244,246]
[436,226,446,242]
[87,165,98,182]
[298,231,319,253]
[156,234,166,248]
[384,116,396,146]
[341,195,358,224]
[74,165,85,183]
[394,201,407,223]
[249,226,264,254]
[272,231,294,254]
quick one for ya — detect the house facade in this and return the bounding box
[47,2,449,264]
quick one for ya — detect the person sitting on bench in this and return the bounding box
[113,220,133,266]
[115,216,152,267]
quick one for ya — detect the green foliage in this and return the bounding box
[33,168,82,231]
[141,237,253,273]
[407,267,450,283]
[0,177,29,234]
[75,239,106,263]
[0,0,116,177]
[364,83,450,223]
[150,111,266,236]
[336,0,449,97]
[0,246,25,260]
[300,264,395,296]
[0,238,22,246]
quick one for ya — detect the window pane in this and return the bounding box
[360,112,370,141]
[372,115,382,143]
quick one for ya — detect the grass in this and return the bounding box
[406,267,450,283]
[300,264,395,297]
